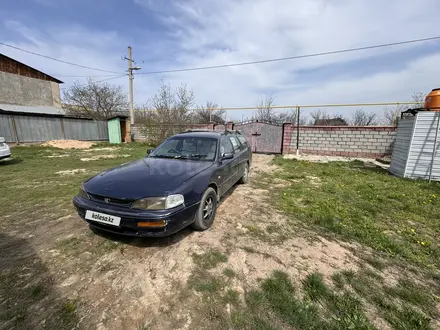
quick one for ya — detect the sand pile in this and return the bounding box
[42,140,95,149]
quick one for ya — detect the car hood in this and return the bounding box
[84,157,213,200]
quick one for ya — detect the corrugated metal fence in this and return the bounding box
[390,112,440,181]
[0,113,108,143]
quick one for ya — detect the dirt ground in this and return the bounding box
[284,153,390,170]
[38,155,356,329]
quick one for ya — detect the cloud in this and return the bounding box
[132,0,440,118]
[2,0,440,121]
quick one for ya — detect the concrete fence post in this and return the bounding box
[296,106,301,155]
[281,122,293,154]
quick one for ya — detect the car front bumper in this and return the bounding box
[0,147,11,160]
[72,196,199,237]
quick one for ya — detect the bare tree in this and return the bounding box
[383,92,425,126]
[351,108,378,126]
[275,110,295,124]
[412,92,425,104]
[254,95,275,122]
[150,82,195,123]
[310,109,347,125]
[310,109,330,123]
[194,101,225,123]
[383,107,400,126]
[63,78,127,119]
[138,82,195,145]
[273,109,307,125]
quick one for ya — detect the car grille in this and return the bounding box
[88,193,133,207]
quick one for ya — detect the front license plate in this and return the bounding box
[85,210,121,226]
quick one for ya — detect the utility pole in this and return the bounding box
[124,46,141,126]
[128,46,134,125]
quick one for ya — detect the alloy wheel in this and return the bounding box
[203,196,214,220]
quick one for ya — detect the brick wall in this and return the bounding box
[282,124,396,158]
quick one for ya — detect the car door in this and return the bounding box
[228,136,245,183]
[217,136,235,196]
[237,135,251,166]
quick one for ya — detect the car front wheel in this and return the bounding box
[192,187,217,231]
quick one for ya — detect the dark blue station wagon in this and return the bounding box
[73,130,252,237]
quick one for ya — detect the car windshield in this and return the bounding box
[150,137,218,161]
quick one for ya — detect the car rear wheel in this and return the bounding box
[192,187,217,231]
[238,163,249,184]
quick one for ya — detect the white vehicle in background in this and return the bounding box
[0,137,11,160]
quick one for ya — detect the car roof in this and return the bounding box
[176,130,241,138]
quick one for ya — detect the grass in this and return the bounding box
[188,270,226,294]
[192,249,228,270]
[302,273,329,301]
[335,268,438,328]
[227,269,438,330]
[58,300,79,328]
[362,254,387,271]
[235,271,376,330]
[55,234,120,257]
[3,145,440,329]
[270,158,440,269]
[27,284,47,300]
[222,268,236,279]
[0,143,149,329]
[0,143,149,216]
[189,157,440,330]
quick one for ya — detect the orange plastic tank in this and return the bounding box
[424,88,440,111]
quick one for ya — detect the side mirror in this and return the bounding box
[146,148,154,155]
[221,153,234,160]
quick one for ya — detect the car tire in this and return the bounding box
[238,163,249,184]
[192,187,217,231]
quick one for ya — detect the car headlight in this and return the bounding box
[131,194,184,210]
[165,194,185,209]
[78,185,90,199]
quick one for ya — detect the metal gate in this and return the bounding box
[235,121,283,153]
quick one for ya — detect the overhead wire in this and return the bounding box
[135,36,440,75]
[60,74,127,89]
[0,42,122,74]
[53,74,123,78]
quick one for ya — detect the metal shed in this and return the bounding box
[107,115,129,144]
[389,111,440,181]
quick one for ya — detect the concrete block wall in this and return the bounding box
[0,72,61,108]
[283,124,396,158]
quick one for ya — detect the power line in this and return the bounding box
[0,42,122,74]
[60,74,127,89]
[54,74,123,78]
[135,36,440,75]
[87,74,127,83]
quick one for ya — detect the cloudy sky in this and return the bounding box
[1,0,440,120]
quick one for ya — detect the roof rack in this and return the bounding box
[179,129,242,135]
[224,129,242,135]
[181,129,215,133]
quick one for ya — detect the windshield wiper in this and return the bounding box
[174,154,207,159]
[150,154,177,159]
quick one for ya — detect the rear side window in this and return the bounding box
[220,136,234,155]
[229,136,241,152]
[237,136,248,148]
